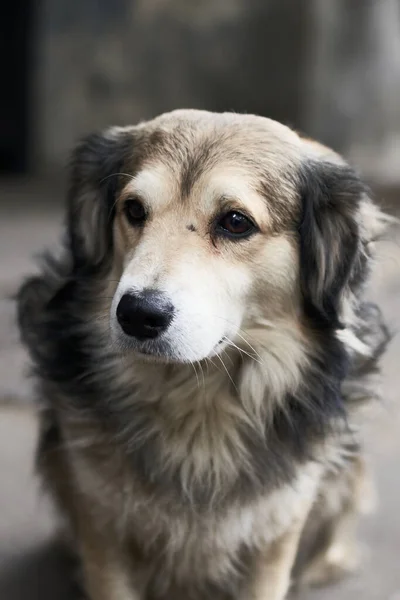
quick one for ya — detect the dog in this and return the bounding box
[17,109,390,600]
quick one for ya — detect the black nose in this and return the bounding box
[116,291,174,340]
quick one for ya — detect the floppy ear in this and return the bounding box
[67,128,134,271]
[298,160,366,329]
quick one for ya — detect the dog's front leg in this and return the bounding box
[79,537,147,600]
[77,518,149,600]
[242,523,303,600]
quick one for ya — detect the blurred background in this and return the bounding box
[0,1,399,599]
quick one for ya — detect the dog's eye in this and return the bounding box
[217,211,256,238]
[124,198,146,226]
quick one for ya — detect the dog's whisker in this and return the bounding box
[69,277,121,283]
[206,356,224,376]
[189,360,200,389]
[100,172,136,184]
[189,311,268,357]
[197,359,206,391]
[183,344,206,391]
[214,352,237,392]
[222,336,263,365]
[231,331,264,362]
[220,347,234,367]
[107,195,122,223]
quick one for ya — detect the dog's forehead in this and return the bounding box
[125,112,304,209]
[126,162,275,224]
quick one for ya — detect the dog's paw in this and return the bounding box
[299,541,362,588]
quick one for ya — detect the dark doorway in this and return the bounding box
[0,1,35,174]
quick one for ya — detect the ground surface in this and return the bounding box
[0,179,399,600]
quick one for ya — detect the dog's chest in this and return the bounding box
[75,451,321,585]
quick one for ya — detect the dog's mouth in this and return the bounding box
[131,339,174,362]
[125,337,227,364]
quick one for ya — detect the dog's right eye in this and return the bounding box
[124,198,147,226]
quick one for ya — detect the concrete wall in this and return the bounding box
[304,0,400,184]
[34,0,400,183]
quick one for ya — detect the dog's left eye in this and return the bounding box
[124,198,146,226]
[216,211,256,238]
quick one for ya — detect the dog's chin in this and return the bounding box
[114,339,177,364]
[132,338,229,364]
[133,344,178,364]
[111,330,228,365]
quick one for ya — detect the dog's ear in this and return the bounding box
[67,128,134,271]
[298,160,366,329]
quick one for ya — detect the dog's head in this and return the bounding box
[67,110,384,363]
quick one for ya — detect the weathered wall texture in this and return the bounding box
[35,0,400,183]
[304,0,400,184]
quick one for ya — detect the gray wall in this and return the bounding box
[34,0,400,183]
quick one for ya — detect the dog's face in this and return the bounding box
[68,110,377,363]
[109,127,302,363]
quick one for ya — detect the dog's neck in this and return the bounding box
[102,324,310,501]
[59,317,343,506]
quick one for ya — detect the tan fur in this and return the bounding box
[21,110,390,600]
[245,522,309,600]
[297,456,375,589]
